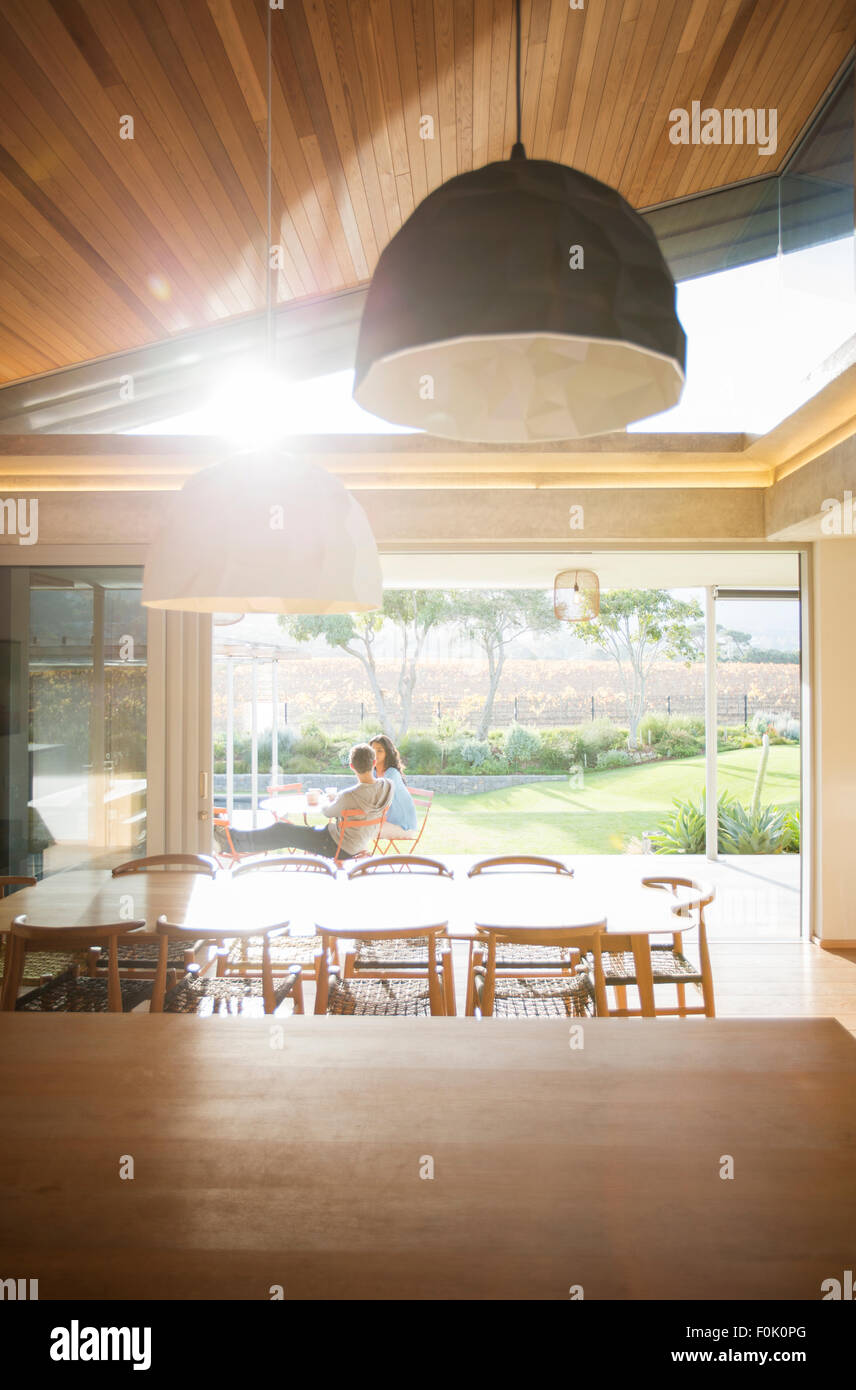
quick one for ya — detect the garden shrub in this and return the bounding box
[597,748,632,769]
[505,723,541,768]
[657,732,703,759]
[399,732,443,773]
[457,738,491,768]
[295,719,329,757]
[577,719,626,761]
[539,727,585,770]
[637,713,669,745]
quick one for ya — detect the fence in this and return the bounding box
[235,694,799,733]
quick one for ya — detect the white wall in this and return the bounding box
[811,540,856,943]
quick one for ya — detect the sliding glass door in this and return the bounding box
[712,587,801,939]
[0,566,146,879]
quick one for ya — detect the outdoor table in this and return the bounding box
[2,1013,854,1299]
[260,792,335,820]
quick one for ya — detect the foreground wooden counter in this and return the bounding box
[1,1016,854,1301]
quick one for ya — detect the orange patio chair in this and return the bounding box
[375,788,434,856]
[331,806,389,865]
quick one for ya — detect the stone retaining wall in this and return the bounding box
[214,772,568,798]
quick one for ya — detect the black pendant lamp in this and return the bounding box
[353,1,685,442]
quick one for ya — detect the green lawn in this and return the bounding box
[418,746,801,856]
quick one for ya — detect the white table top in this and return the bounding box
[312,870,709,939]
[261,793,335,818]
[0,865,711,942]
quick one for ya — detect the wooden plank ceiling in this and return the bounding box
[0,0,852,386]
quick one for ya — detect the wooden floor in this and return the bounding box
[709,943,856,1038]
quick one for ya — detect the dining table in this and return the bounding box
[2,1011,854,1300]
[0,866,710,1016]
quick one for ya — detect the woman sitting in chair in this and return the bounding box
[369,735,418,842]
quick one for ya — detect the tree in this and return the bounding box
[453,589,559,739]
[574,589,702,747]
[282,590,451,739]
[716,626,752,660]
[383,590,451,739]
[282,611,389,727]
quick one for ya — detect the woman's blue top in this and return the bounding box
[377,766,417,831]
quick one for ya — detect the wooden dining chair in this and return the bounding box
[151,916,303,1016]
[2,917,150,1012]
[341,856,456,1014]
[221,855,338,984]
[472,922,609,1019]
[89,853,216,982]
[0,876,86,989]
[465,856,579,1015]
[586,877,716,1018]
[315,898,448,1018]
[375,789,434,856]
[111,853,218,878]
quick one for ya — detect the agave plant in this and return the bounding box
[781,807,800,853]
[718,800,787,855]
[650,791,733,854]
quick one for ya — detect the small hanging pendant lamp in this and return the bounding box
[554,569,599,623]
[353,0,685,442]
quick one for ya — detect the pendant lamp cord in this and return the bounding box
[265,0,274,368]
[511,0,525,159]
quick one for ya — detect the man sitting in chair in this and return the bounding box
[214,743,393,861]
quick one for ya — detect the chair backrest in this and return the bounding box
[347,855,452,879]
[333,806,388,862]
[641,875,714,929]
[154,913,289,943]
[406,788,434,828]
[468,855,573,877]
[10,915,147,945]
[112,854,217,878]
[476,921,608,1016]
[6,917,147,1014]
[233,855,336,878]
[0,876,36,898]
[315,923,447,1015]
[266,782,302,796]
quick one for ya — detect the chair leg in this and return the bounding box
[1,936,24,1010]
[465,942,479,1017]
[442,951,456,1017]
[291,975,304,1015]
[676,981,687,1017]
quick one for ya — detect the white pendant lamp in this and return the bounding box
[142,449,382,614]
[353,0,685,442]
[142,8,382,616]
